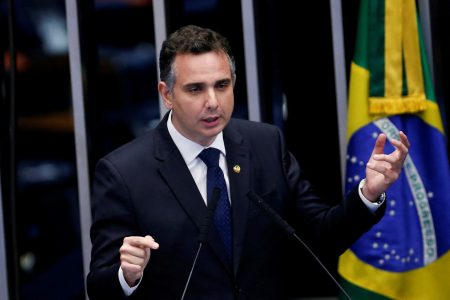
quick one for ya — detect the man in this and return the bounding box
[87,25,410,300]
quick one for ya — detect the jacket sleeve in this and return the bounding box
[276,127,386,256]
[87,158,139,300]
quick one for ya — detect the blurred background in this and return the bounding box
[1,0,449,299]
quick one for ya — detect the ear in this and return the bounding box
[158,81,173,109]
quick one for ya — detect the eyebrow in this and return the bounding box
[183,78,232,89]
[216,78,232,85]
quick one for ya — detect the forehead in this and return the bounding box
[173,51,231,84]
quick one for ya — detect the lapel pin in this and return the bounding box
[233,165,241,174]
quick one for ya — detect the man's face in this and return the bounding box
[159,51,234,146]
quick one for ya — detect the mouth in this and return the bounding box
[204,116,219,123]
[202,115,220,127]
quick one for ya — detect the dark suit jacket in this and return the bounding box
[87,115,385,300]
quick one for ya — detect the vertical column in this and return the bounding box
[417,1,446,130]
[153,0,168,119]
[3,0,19,298]
[330,0,348,190]
[418,0,434,82]
[241,0,261,122]
[64,0,92,295]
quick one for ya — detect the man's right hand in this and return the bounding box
[120,235,159,287]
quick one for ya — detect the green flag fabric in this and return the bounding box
[338,0,450,299]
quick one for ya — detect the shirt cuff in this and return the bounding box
[118,267,141,296]
[358,179,385,213]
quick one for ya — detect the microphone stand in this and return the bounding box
[247,191,352,300]
[180,188,221,300]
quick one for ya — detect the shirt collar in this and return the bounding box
[167,110,226,165]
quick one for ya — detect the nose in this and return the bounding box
[206,89,219,110]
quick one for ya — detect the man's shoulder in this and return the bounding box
[101,129,161,164]
[225,118,283,148]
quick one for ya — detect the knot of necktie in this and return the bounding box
[198,147,221,168]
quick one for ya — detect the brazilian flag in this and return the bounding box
[338,0,450,299]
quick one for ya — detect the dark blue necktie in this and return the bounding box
[198,148,233,264]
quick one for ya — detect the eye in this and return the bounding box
[216,80,231,90]
[188,87,200,93]
[185,84,203,94]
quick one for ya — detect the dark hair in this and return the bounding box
[159,25,236,91]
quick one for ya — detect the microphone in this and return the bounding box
[247,191,352,300]
[181,187,221,300]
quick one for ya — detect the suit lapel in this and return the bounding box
[224,125,251,275]
[158,148,207,231]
